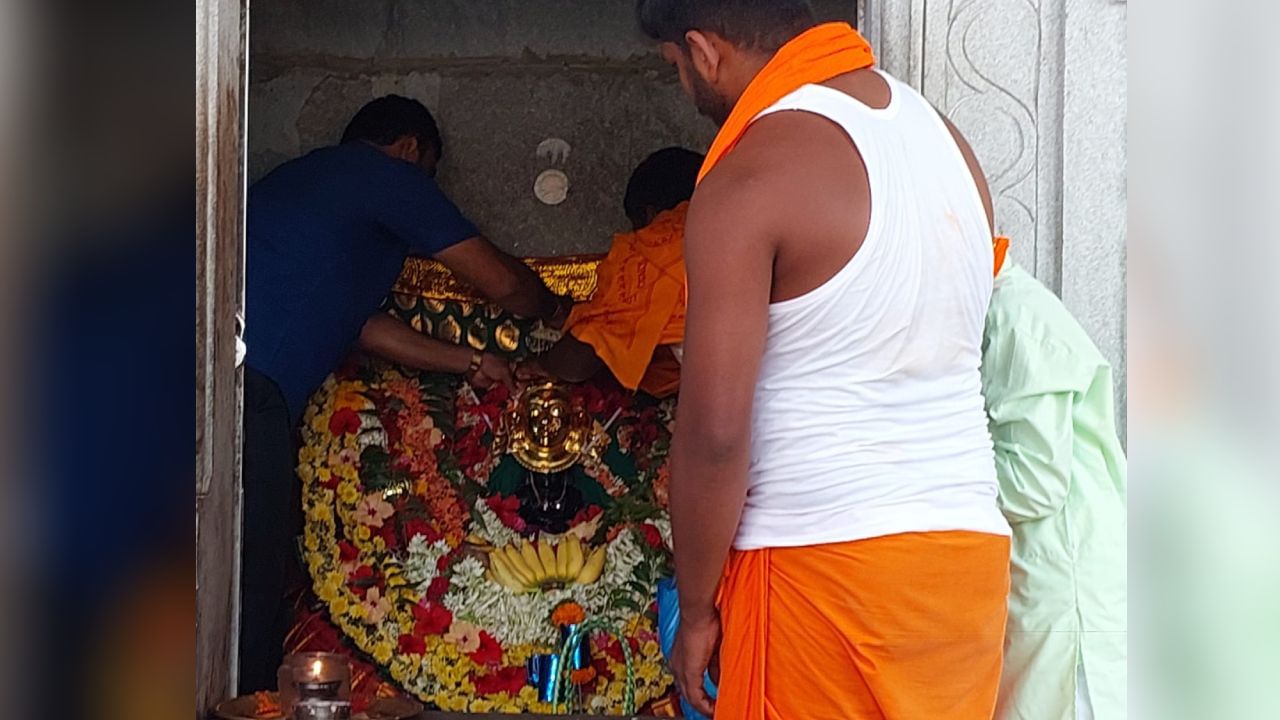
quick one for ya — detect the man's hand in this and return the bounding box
[467,353,514,391]
[513,358,551,384]
[670,609,721,717]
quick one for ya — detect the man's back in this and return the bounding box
[245,142,477,418]
[716,69,1008,549]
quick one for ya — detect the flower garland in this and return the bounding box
[299,359,675,713]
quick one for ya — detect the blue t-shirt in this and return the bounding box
[245,142,478,420]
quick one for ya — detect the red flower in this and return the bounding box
[638,423,660,445]
[398,633,426,655]
[473,666,526,696]
[457,428,490,469]
[485,495,526,532]
[436,552,456,573]
[591,656,615,682]
[599,636,640,663]
[401,517,439,544]
[328,407,362,436]
[377,522,402,550]
[338,541,359,563]
[348,565,378,598]
[639,523,664,549]
[411,602,453,636]
[571,505,603,527]
[581,385,608,415]
[467,631,503,666]
[425,576,450,602]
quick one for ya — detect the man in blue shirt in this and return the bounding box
[239,95,568,691]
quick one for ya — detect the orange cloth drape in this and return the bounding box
[697,22,875,184]
[566,203,688,396]
[716,531,1011,719]
[993,235,1009,276]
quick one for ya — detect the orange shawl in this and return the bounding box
[566,203,688,396]
[697,22,875,184]
[693,21,1010,277]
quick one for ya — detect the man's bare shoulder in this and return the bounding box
[692,112,860,241]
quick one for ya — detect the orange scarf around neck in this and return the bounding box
[697,22,875,184]
[694,22,1009,278]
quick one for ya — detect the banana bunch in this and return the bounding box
[486,536,608,593]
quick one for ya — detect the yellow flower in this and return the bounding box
[355,525,371,542]
[331,594,350,617]
[642,640,660,657]
[297,463,316,484]
[438,696,466,712]
[336,386,373,411]
[298,444,319,465]
[372,639,393,665]
[317,572,342,602]
[303,533,319,552]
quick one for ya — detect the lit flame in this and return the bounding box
[310,658,323,679]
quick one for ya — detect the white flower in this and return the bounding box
[472,498,521,547]
[403,536,452,587]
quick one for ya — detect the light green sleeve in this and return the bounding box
[988,390,1074,523]
[982,265,1087,524]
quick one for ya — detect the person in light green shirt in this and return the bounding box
[981,262,1127,720]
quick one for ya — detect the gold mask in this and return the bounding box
[495,381,602,473]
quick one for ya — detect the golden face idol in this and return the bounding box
[498,381,592,474]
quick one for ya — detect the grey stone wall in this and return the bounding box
[248,0,857,256]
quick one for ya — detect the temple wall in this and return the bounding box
[248,0,857,256]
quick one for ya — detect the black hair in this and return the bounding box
[340,94,443,157]
[623,147,706,228]
[636,0,817,53]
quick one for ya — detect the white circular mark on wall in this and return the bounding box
[534,169,570,206]
[535,137,572,164]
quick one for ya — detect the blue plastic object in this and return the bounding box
[656,577,719,719]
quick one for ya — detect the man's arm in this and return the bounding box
[989,390,1076,523]
[435,237,568,324]
[529,333,604,383]
[357,313,513,389]
[667,163,775,715]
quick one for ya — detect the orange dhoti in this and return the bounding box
[716,531,1010,720]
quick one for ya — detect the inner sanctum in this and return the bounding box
[237,2,859,715]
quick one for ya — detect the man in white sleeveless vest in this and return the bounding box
[638,1,1011,717]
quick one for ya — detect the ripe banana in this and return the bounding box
[486,537,605,591]
[519,539,543,579]
[502,544,536,586]
[554,540,571,580]
[564,535,585,579]
[575,547,607,585]
[537,540,559,579]
[487,550,526,592]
